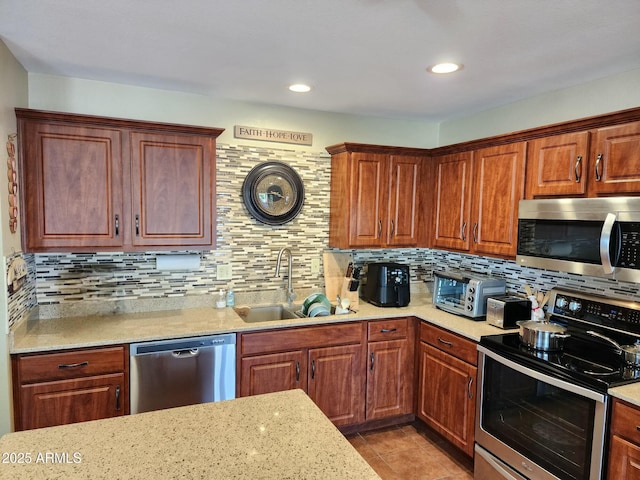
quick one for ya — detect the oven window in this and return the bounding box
[481,356,596,480]
[517,219,605,264]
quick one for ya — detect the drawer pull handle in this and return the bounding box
[636,426,640,432]
[467,376,474,399]
[311,360,315,380]
[370,352,375,371]
[595,153,603,181]
[631,460,640,470]
[295,361,300,382]
[380,328,397,333]
[115,385,121,411]
[115,214,120,236]
[135,214,140,236]
[437,337,453,348]
[58,361,89,369]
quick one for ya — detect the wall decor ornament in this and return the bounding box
[241,161,305,225]
[6,134,17,234]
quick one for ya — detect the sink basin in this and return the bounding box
[235,304,302,323]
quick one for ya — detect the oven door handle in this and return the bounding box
[477,345,607,403]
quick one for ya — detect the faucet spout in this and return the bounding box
[275,248,296,305]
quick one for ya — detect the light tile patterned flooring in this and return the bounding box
[346,423,473,480]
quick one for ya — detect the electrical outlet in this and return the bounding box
[310,258,320,274]
[217,264,232,280]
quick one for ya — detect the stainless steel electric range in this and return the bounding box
[475,288,640,480]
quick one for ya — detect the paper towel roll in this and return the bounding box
[156,254,201,271]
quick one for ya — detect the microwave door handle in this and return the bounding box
[600,213,617,274]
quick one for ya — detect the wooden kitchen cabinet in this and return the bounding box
[238,322,366,426]
[365,318,415,421]
[16,108,223,252]
[431,142,525,258]
[590,120,640,195]
[12,346,128,431]
[326,143,428,248]
[417,322,477,457]
[432,151,474,251]
[526,121,640,198]
[608,398,640,479]
[525,131,591,198]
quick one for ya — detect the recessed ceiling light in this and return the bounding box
[289,83,312,93]
[428,63,462,74]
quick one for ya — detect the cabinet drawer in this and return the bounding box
[420,322,477,366]
[17,346,126,383]
[368,318,409,341]
[241,322,364,356]
[611,399,640,443]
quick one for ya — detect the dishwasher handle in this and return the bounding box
[171,348,200,358]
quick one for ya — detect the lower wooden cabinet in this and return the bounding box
[417,322,477,457]
[365,318,415,421]
[238,322,366,426]
[609,398,640,479]
[12,346,128,431]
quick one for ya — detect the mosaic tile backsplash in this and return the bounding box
[6,142,640,329]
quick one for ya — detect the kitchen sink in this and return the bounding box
[234,304,302,323]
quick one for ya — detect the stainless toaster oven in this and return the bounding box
[432,271,506,319]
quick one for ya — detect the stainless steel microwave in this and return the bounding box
[516,197,640,282]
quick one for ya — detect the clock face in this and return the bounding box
[242,162,304,225]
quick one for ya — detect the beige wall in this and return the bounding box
[0,40,28,434]
[27,74,440,151]
[438,67,640,145]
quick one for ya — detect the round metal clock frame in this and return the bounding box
[241,161,305,225]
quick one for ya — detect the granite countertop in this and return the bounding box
[0,389,380,480]
[9,293,510,354]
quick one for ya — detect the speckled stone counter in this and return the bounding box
[609,382,640,407]
[0,389,380,480]
[9,294,511,354]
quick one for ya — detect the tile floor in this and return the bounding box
[346,423,473,480]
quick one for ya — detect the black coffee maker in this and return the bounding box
[362,262,410,307]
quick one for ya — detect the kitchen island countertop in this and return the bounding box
[0,389,380,480]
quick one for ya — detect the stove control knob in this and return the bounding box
[569,300,582,313]
[556,297,569,309]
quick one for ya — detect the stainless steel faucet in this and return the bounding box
[275,247,296,305]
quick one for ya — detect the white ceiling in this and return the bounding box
[1,0,640,122]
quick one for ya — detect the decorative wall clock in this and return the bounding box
[242,162,304,225]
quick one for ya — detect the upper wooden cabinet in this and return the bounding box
[326,143,428,249]
[526,121,640,198]
[432,143,526,258]
[525,131,591,197]
[591,120,640,195]
[432,151,473,251]
[16,109,223,252]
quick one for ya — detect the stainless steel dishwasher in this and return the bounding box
[129,333,236,414]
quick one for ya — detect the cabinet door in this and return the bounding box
[20,121,124,251]
[432,152,473,251]
[590,121,640,195]
[20,373,125,430]
[366,339,413,420]
[526,132,590,198]
[417,342,476,457]
[130,131,214,247]
[609,435,640,480]
[472,142,526,257]
[387,155,421,247]
[308,344,365,426]
[239,351,307,397]
[348,153,389,247]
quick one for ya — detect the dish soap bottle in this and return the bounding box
[226,284,235,307]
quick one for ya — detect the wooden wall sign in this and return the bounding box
[234,125,313,146]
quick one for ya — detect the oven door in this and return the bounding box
[476,346,608,480]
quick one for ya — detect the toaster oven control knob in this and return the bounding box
[556,297,569,309]
[468,286,476,294]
